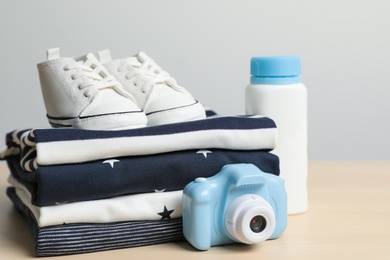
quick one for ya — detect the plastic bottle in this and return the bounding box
[245,56,308,214]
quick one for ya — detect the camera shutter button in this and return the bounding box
[195,177,207,183]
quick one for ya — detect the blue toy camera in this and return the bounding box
[182,163,287,250]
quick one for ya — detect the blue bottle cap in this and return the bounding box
[250,56,301,85]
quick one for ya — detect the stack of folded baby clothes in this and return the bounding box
[0,49,280,256]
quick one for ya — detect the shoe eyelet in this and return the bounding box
[71,74,76,80]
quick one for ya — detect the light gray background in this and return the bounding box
[1,0,389,160]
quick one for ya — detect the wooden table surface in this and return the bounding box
[1,161,390,259]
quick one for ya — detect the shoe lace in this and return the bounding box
[64,57,127,98]
[121,53,178,93]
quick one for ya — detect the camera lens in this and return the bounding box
[225,194,276,244]
[250,215,266,233]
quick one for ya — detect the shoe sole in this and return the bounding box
[146,101,206,126]
[47,111,147,130]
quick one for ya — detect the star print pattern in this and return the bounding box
[10,143,279,206]
[152,150,213,193]
[196,150,212,158]
[158,206,174,220]
[103,159,120,168]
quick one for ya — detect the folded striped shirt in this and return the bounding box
[7,149,279,206]
[1,115,276,171]
[7,187,184,257]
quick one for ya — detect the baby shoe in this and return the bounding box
[97,49,206,126]
[37,48,147,130]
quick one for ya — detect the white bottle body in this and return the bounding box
[246,83,308,215]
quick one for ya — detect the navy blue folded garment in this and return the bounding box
[7,149,279,206]
[0,115,277,171]
[7,187,185,257]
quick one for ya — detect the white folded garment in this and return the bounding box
[9,176,182,227]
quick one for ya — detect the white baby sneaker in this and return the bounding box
[97,49,206,126]
[37,48,147,130]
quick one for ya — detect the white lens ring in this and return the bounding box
[225,194,276,244]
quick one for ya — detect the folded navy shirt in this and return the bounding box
[8,149,279,206]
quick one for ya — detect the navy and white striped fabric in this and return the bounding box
[7,187,184,257]
[1,129,38,172]
[1,115,276,171]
